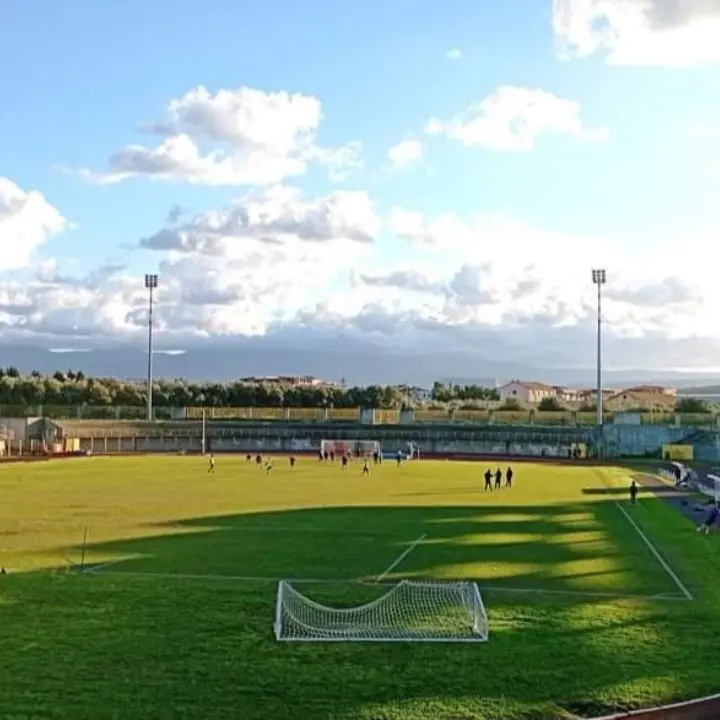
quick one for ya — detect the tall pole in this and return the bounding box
[144,274,158,422]
[592,269,606,428]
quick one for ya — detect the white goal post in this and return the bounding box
[274,579,489,643]
[320,439,381,457]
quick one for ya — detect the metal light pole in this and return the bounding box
[592,269,606,427]
[144,274,158,422]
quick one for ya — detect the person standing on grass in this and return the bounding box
[630,480,638,505]
[362,458,370,476]
[289,456,295,468]
[698,504,719,535]
[207,453,216,474]
[484,469,493,492]
[505,467,513,488]
[341,453,348,471]
[494,468,502,490]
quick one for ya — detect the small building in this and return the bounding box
[499,380,556,405]
[238,375,338,388]
[605,389,676,411]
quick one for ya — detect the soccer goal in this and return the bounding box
[320,439,381,457]
[274,579,489,643]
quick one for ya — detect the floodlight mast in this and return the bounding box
[591,269,606,429]
[144,274,158,422]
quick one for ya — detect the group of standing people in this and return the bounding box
[484,466,513,491]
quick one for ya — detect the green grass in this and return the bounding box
[2,456,720,719]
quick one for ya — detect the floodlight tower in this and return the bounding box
[591,269,606,427]
[144,274,158,422]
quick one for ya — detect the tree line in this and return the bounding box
[0,368,501,409]
[0,368,710,413]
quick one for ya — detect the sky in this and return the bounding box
[2,0,720,383]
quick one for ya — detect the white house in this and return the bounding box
[498,381,557,404]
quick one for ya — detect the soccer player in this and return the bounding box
[362,458,370,475]
[207,453,215,474]
[698,504,719,535]
[505,466,513,488]
[317,450,323,463]
[484,469,493,492]
[330,450,335,463]
[629,480,638,505]
[341,454,348,471]
[265,458,274,475]
[289,456,296,468]
[396,450,403,468]
[245,454,251,463]
[494,468,502,490]
[255,454,263,470]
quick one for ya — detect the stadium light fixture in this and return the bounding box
[144,274,158,422]
[591,269,606,430]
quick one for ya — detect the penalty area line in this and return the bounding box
[615,501,694,601]
[374,533,427,584]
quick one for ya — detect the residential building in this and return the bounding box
[238,375,338,387]
[605,389,677,411]
[499,380,557,404]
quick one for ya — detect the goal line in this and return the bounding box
[81,568,691,602]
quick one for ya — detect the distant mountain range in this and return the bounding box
[3,344,720,390]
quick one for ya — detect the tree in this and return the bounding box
[676,397,711,414]
[537,397,566,412]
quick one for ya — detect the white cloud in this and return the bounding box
[0,178,68,270]
[426,86,608,151]
[140,185,380,255]
[553,0,720,66]
[4,186,720,377]
[387,139,424,169]
[76,86,362,186]
[446,48,462,60]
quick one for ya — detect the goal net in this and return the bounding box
[320,439,381,457]
[274,579,489,643]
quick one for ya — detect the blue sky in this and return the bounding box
[1,0,720,378]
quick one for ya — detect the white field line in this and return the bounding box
[474,584,689,602]
[615,501,694,601]
[84,568,687,602]
[374,533,427,583]
[90,569,357,584]
[83,557,131,574]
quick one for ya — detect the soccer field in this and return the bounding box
[2,456,720,719]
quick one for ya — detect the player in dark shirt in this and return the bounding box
[255,454,262,470]
[245,454,251,463]
[484,469,493,492]
[505,467,513,488]
[341,454,348,471]
[698,505,719,535]
[630,480,638,504]
[494,468,502,490]
[289,456,296,468]
[362,458,370,475]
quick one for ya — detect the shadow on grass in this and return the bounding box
[2,498,720,719]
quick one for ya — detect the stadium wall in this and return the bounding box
[15,417,718,460]
[46,421,718,460]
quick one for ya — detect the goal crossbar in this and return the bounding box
[274,579,489,643]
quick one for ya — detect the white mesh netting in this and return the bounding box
[274,580,489,643]
[320,440,381,456]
